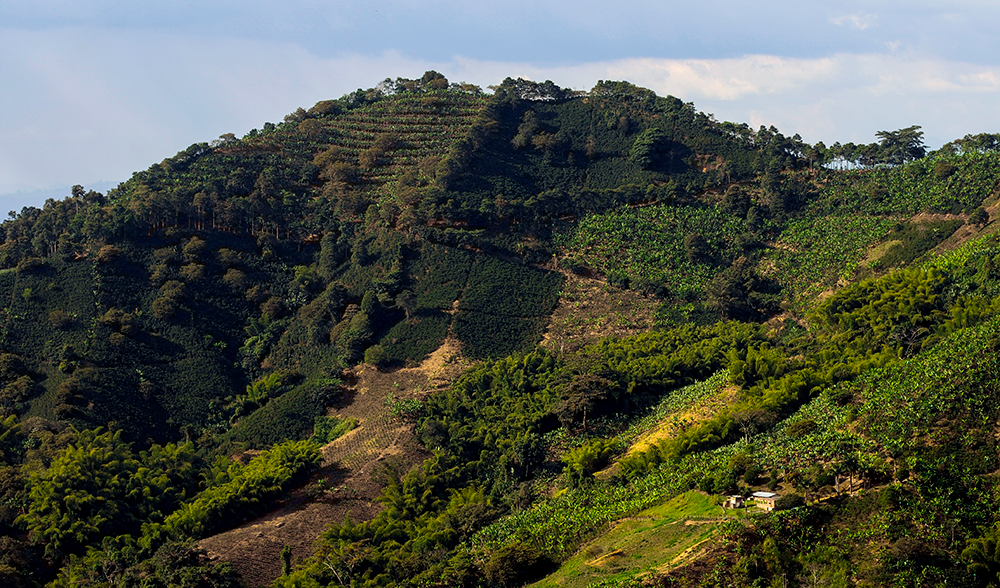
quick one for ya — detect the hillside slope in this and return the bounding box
[3,73,1000,588]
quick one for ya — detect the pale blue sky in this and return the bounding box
[3,1,1000,210]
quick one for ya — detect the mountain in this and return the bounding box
[2,71,1000,588]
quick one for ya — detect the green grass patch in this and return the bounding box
[529,491,730,588]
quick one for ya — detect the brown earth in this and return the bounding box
[540,271,659,353]
[922,196,1000,255]
[198,338,474,587]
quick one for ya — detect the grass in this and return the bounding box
[529,491,736,588]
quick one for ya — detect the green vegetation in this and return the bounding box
[530,491,730,588]
[4,73,1000,587]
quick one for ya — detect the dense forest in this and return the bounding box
[4,71,1000,587]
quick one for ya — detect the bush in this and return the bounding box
[96,245,121,263]
[48,310,74,330]
[773,494,804,511]
[309,416,357,445]
[970,207,990,227]
[481,543,553,588]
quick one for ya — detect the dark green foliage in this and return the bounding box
[964,523,1000,587]
[39,440,315,587]
[683,232,712,265]
[875,219,962,268]
[280,544,292,577]
[225,386,326,448]
[50,540,244,588]
[629,128,669,169]
[458,255,561,317]
[406,243,473,310]
[970,207,990,227]
[551,374,619,431]
[452,255,561,358]
[374,311,450,366]
[453,313,550,359]
[705,256,781,321]
[721,185,752,218]
[773,494,805,511]
[482,543,554,587]
[0,535,46,588]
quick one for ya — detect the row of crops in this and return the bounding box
[553,202,749,299]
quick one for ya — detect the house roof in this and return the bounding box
[752,491,779,498]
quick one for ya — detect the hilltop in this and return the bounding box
[2,72,1000,587]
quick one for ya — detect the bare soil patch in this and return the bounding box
[199,338,473,587]
[541,272,659,353]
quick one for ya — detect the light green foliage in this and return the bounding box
[555,203,747,299]
[144,439,319,546]
[18,429,200,559]
[562,438,619,485]
[309,416,357,445]
[229,370,290,422]
[767,214,899,304]
[813,152,1000,216]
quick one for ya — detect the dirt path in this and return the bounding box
[198,338,473,587]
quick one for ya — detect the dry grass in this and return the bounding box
[624,385,740,459]
[541,272,659,353]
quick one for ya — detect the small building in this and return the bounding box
[753,491,780,511]
[723,495,746,509]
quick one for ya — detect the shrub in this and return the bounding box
[48,310,74,330]
[309,416,357,445]
[96,245,121,263]
[970,207,990,227]
[151,297,177,320]
[481,543,553,588]
[773,494,804,511]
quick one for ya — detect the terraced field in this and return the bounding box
[320,92,488,191]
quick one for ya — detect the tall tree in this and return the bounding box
[875,125,926,165]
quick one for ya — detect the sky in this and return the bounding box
[3,1,1000,211]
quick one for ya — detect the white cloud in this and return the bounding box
[831,13,878,30]
[5,25,1000,204]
